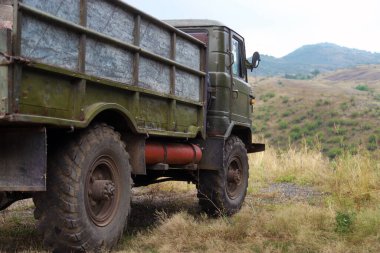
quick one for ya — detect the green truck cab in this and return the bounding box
[0,0,264,251]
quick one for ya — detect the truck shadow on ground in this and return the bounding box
[127,189,200,234]
[0,190,200,252]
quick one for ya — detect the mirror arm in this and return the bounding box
[244,59,254,72]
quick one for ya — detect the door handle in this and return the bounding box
[232,89,239,99]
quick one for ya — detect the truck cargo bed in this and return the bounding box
[0,0,206,138]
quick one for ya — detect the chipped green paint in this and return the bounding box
[11,64,203,138]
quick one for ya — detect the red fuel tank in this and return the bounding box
[145,142,202,165]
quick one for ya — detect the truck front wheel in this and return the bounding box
[33,124,131,252]
[198,136,249,216]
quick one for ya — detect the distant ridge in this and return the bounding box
[253,43,380,77]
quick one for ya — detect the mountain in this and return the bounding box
[252,43,380,77]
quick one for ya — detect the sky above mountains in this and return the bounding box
[125,0,380,58]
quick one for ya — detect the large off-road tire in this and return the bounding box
[197,136,249,216]
[33,124,131,252]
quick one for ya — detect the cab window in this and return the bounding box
[232,37,243,78]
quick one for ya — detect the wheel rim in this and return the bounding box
[85,155,120,227]
[226,157,244,200]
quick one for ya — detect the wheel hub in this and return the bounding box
[85,156,120,227]
[226,158,243,199]
[90,180,115,201]
[228,169,241,184]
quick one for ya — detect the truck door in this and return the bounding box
[229,34,251,125]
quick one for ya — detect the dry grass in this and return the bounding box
[118,145,380,253]
[1,145,379,252]
[251,143,380,204]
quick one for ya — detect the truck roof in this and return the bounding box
[163,19,244,41]
[163,19,226,28]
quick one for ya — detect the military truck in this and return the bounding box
[0,0,264,251]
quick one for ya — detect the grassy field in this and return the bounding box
[1,144,379,252]
[1,65,379,252]
[116,145,380,253]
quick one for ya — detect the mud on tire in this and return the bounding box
[33,124,131,252]
[197,136,249,216]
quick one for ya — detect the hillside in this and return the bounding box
[253,43,380,77]
[250,65,380,158]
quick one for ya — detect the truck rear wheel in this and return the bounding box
[33,124,131,252]
[198,136,249,216]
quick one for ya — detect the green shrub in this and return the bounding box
[282,110,293,117]
[347,144,358,155]
[330,111,339,117]
[367,135,378,151]
[256,113,264,120]
[315,99,331,106]
[315,132,325,142]
[327,147,343,159]
[290,127,302,141]
[361,124,372,131]
[260,92,276,102]
[328,127,347,136]
[327,136,345,145]
[355,84,370,92]
[340,102,349,111]
[342,119,358,126]
[327,119,358,127]
[281,96,289,104]
[304,120,322,132]
[335,211,355,234]
[276,175,296,183]
[350,112,359,118]
[323,100,331,106]
[292,115,306,124]
[278,120,288,130]
[263,113,271,122]
[307,110,315,117]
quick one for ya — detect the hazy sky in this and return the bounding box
[124,0,380,58]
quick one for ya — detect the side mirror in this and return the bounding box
[245,51,261,72]
[251,51,261,69]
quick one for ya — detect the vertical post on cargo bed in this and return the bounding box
[132,15,141,118]
[170,33,176,94]
[199,44,207,137]
[11,0,22,113]
[168,32,177,130]
[78,0,87,72]
[73,0,88,120]
[133,14,141,86]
